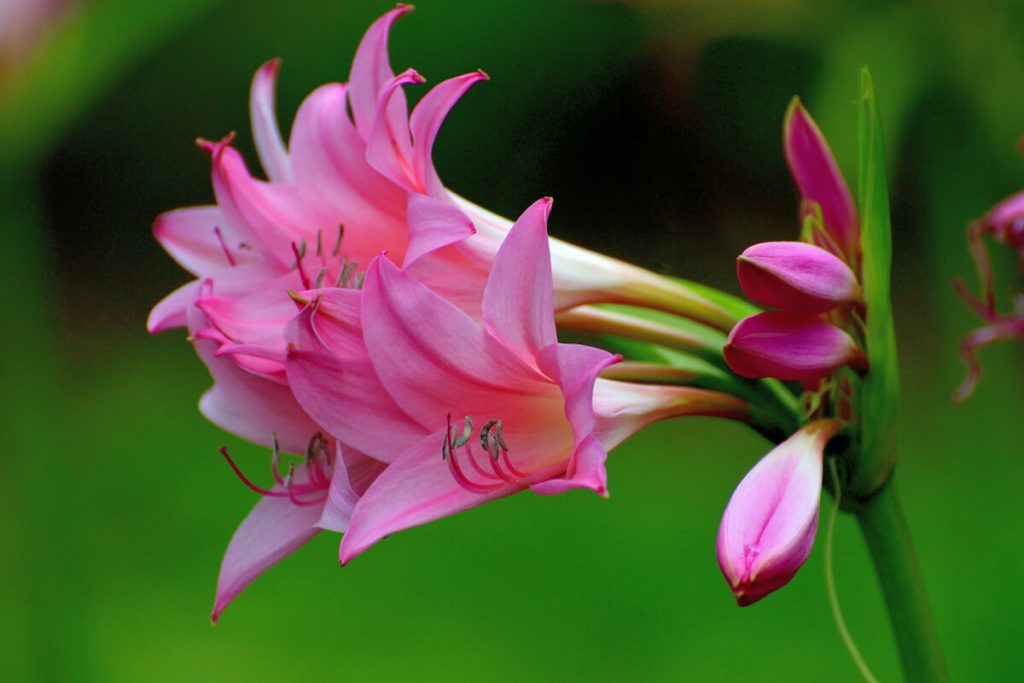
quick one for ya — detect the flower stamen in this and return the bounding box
[219,432,331,507]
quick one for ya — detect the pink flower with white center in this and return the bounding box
[286,198,752,564]
[717,419,841,606]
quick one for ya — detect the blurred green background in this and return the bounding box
[2,0,1023,680]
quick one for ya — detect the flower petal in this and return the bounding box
[348,4,413,140]
[482,198,558,361]
[737,241,861,314]
[402,193,475,267]
[361,255,549,427]
[338,431,518,564]
[409,71,488,197]
[285,300,428,461]
[365,69,424,191]
[716,419,840,606]
[784,99,859,260]
[212,486,322,623]
[317,444,387,532]
[249,59,292,184]
[147,280,199,334]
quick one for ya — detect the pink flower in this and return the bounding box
[286,198,752,564]
[953,188,1024,400]
[717,419,841,606]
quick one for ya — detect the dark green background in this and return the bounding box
[2,0,1022,680]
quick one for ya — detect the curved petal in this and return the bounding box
[250,59,292,184]
[153,206,245,276]
[338,431,519,564]
[783,99,859,260]
[530,342,618,496]
[147,280,199,334]
[288,82,406,232]
[403,193,474,268]
[317,445,387,532]
[361,256,549,428]
[366,69,424,191]
[285,302,428,461]
[190,305,319,454]
[482,198,557,361]
[409,71,488,197]
[348,4,413,140]
[212,485,321,623]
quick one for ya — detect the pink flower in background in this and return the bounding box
[717,419,841,606]
[953,188,1024,400]
[286,198,751,564]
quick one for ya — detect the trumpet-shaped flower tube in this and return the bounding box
[724,311,865,382]
[737,241,861,314]
[717,419,841,606]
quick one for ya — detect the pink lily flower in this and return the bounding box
[286,198,752,564]
[717,419,841,606]
[149,5,706,391]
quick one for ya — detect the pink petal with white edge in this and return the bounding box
[717,419,841,606]
[409,71,489,197]
[365,69,424,191]
[348,4,413,140]
[737,241,861,314]
[403,193,475,267]
[212,479,322,623]
[482,198,558,363]
[361,256,550,427]
[784,99,859,260]
[249,59,292,184]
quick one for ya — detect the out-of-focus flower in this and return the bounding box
[717,419,841,606]
[286,198,752,564]
[953,188,1024,401]
[724,311,865,382]
[0,0,71,69]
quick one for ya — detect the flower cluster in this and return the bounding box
[716,101,864,605]
[150,6,751,621]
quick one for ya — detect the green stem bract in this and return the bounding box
[855,480,949,683]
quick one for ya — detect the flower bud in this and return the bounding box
[723,312,865,382]
[737,241,860,314]
[717,419,841,606]
[784,99,860,262]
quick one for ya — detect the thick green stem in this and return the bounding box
[855,479,949,683]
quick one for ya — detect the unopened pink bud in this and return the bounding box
[737,241,860,314]
[723,312,865,382]
[717,419,841,606]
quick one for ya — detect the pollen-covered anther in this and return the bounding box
[441,414,525,494]
[219,431,330,507]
